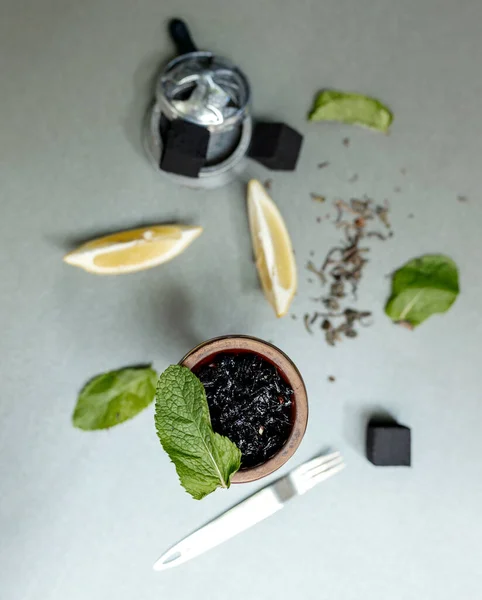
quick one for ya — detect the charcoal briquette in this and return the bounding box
[366,421,411,466]
[160,118,209,178]
[248,122,303,171]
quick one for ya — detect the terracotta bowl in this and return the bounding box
[180,335,308,483]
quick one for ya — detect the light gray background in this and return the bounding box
[1,1,482,599]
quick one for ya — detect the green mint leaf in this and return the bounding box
[309,90,393,132]
[155,365,241,500]
[385,254,459,328]
[73,366,158,430]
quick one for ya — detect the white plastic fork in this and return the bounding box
[154,451,345,571]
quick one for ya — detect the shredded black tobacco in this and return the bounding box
[194,353,294,468]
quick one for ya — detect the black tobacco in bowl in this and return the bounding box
[194,352,294,468]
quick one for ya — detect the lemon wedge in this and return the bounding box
[247,179,297,317]
[63,225,202,275]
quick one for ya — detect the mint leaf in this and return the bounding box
[309,90,393,132]
[385,254,459,328]
[73,366,157,430]
[155,365,241,500]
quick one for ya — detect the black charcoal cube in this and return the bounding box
[366,421,411,466]
[160,118,209,178]
[248,122,303,171]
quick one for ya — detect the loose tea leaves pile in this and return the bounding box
[305,197,393,345]
[195,353,293,468]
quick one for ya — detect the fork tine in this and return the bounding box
[307,455,345,479]
[297,451,341,475]
[303,462,345,490]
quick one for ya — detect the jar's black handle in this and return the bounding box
[169,19,198,55]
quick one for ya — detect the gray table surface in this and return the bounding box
[2,1,482,598]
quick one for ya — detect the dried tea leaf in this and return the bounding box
[375,204,391,228]
[323,297,340,311]
[385,254,459,328]
[330,280,345,298]
[307,260,326,284]
[304,313,313,334]
[309,90,393,133]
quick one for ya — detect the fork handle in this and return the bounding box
[154,487,283,570]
